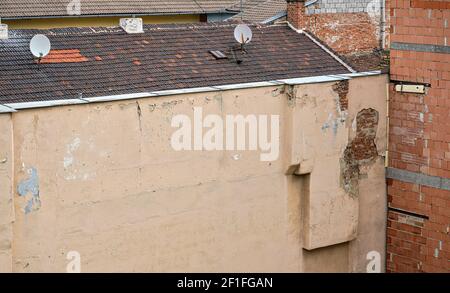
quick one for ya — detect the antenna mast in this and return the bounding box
[240,0,243,21]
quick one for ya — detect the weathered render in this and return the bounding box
[0,74,387,272]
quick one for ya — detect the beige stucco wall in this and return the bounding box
[0,74,388,272]
[0,114,14,272]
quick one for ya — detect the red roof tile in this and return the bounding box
[38,49,88,63]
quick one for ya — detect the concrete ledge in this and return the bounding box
[391,42,450,54]
[386,167,450,191]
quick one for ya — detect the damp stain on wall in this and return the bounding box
[17,167,41,214]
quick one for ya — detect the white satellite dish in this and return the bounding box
[30,34,51,58]
[234,24,253,45]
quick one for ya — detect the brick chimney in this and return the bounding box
[286,0,386,56]
[286,0,306,31]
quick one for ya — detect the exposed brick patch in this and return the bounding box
[341,109,379,197]
[332,80,349,111]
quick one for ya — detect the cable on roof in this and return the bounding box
[192,0,207,14]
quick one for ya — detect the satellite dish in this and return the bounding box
[30,34,51,58]
[234,24,253,45]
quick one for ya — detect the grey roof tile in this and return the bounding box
[0,0,238,18]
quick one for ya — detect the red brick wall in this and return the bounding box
[287,0,381,54]
[388,0,450,273]
[387,180,450,272]
[390,1,449,48]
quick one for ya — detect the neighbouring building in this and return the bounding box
[287,0,449,273]
[386,0,450,273]
[0,0,291,29]
[286,0,390,70]
[0,13,388,272]
[228,0,288,24]
[0,0,238,29]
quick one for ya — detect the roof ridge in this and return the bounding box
[7,22,266,36]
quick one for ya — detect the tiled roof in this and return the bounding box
[230,0,287,23]
[0,0,238,18]
[0,1,288,24]
[0,23,351,104]
[343,50,390,73]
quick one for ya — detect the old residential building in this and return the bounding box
[0,0,291,29]
[286,0,449,273]
[228,0,288,24]
[0,1,388,271]
[0,0,238,29]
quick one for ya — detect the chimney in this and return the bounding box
[120,18,144,34]
[0,18,8,40]
[286,0,306,30]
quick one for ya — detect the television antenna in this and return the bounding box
[30,34,51,63]
[240,0,243,20]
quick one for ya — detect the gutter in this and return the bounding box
[0,104,17,113]
[0,71,382,113]
[0,11,236,21]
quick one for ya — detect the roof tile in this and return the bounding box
[0,23,351,104]
[0,0,237,18]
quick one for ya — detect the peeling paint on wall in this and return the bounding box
[136,101,143,132]
[341,108,379,197]
[63,137,96,181]
[17,167,41,214]
[321,82,350,136]
[332,80,349,112]
[161,99,184,109]
[64,137,81,169]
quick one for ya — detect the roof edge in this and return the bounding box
[0,10,235,20]
[0,71,382,113]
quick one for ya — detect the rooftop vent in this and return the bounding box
[209,50,227,60]
[120,18,144,34]
[0,23,8,40]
